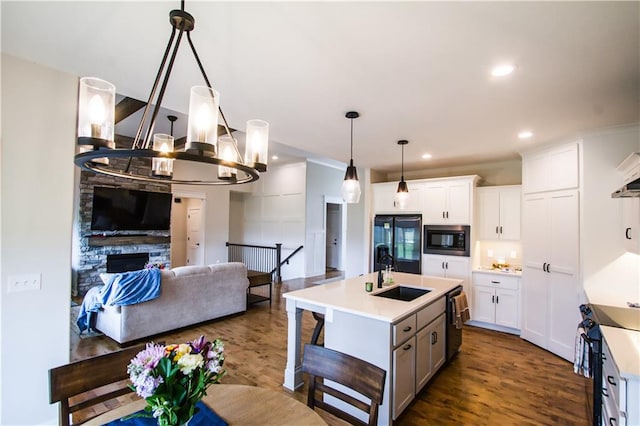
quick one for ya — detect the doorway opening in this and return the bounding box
[171,191,206,267]
[324,197,346,274]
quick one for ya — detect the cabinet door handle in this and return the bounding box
[403,326,412,332]
[403,344,412,351]
[499,226,503,234]
[546,263,551,273]
[432,331,438,344]
[602,387,609,398]
[446,211,449,219]
[607,376,617,386]
[491,280,500,284]
[492,295,495,304]
[626,227,632,240]
[443,211,446,219]
[496,295,499,304]
[542,262,547,272]
[496,226,499,234]
[609,417,616,426]
[442,261,445,269]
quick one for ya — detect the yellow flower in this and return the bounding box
[177,353,204,375]
[172,343,192,362]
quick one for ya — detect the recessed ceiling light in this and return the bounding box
[491,64,515,77]
[421,153,432,160]
[518,130,534,139]
[271,155,279,160]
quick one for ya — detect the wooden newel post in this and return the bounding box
[275,243,282,284]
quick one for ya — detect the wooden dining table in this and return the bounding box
[85,384,327,425]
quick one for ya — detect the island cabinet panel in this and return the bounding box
[415,313,445,393]
[324,297,448,425]
[393,336,416,418]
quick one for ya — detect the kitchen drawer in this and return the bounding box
[473,273,519,290]
[393,315,417,347]
[603,341,628,415]
[417,298,446,330]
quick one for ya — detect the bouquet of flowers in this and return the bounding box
[127,336,226,426]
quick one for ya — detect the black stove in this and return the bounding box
[578,303,640,426]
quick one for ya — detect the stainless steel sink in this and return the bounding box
[373,286,431,301]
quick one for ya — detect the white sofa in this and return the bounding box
[95,263,249,344]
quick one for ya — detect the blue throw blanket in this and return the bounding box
[77,268,161,333]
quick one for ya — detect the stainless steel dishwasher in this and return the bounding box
[445,285,464,361]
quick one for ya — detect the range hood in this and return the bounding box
[612,176,640,198]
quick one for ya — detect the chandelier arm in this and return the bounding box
[142,26,187,149]
[186,32,243,163]
[132,26,178,150]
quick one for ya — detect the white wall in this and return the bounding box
[581,124,640,305]
[305,161,344,277]
[1,54,76,425]
[238,162,307,279]
[344,167,369,278]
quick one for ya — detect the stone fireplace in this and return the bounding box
[73,150,172,296]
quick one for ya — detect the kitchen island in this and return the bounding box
[283,272,463,425]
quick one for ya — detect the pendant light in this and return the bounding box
[342,111,361,203]
[395,140,409,209]
[74,0,269,185]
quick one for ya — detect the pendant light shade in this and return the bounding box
[342,111,361,203]
[395,140,409,209]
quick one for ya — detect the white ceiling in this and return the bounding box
[2,1,639,174]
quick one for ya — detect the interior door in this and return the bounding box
[186,207,204,265]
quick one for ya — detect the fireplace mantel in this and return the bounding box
[87,235,171,247]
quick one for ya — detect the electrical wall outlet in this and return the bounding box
[8,273,41,293]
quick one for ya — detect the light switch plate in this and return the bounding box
[8,273,41,292]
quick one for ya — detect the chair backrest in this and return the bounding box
[49,344,145,426]
[301,344,386,426]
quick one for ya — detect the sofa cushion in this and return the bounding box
[169,265,211,277]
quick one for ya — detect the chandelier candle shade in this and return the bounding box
[342,111,361,203]
[77,77,116,165]
[74,1,269,185]
[395,140,409,209]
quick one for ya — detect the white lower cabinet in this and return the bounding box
[393,336,415,418]
[415,313,446,392]
[471,272,520,332]
[391,298,446,420]
[423,255,470,294]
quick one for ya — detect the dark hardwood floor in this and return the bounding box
[70,272,590,425]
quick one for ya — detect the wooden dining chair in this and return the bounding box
[310,312,325,346]
[301,344,387,426]
[49,344,145,426]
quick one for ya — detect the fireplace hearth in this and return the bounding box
[107,253,150,273]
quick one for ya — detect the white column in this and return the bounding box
[283,298,304,390]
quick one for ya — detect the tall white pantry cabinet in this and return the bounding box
[520,141,581,362]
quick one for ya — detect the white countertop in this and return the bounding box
[473,268,522,277]
[283,272,463,324]
[600,325,640,380]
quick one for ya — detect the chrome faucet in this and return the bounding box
[377,254,395,288]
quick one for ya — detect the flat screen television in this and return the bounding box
[91,187,172,231]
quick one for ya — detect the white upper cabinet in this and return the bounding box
[616,153,640,254]
[373,181,423,213]
[522,142,579,194]
[422,178,474,225]
[476,185,521,241]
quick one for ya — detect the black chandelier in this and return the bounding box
[74,1,269,185]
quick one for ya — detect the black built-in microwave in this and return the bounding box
[423,225,470,257]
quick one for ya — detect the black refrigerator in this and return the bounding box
[373,214,422,274]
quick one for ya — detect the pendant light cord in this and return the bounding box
[350,118,354,160]
[401,142,404,179]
